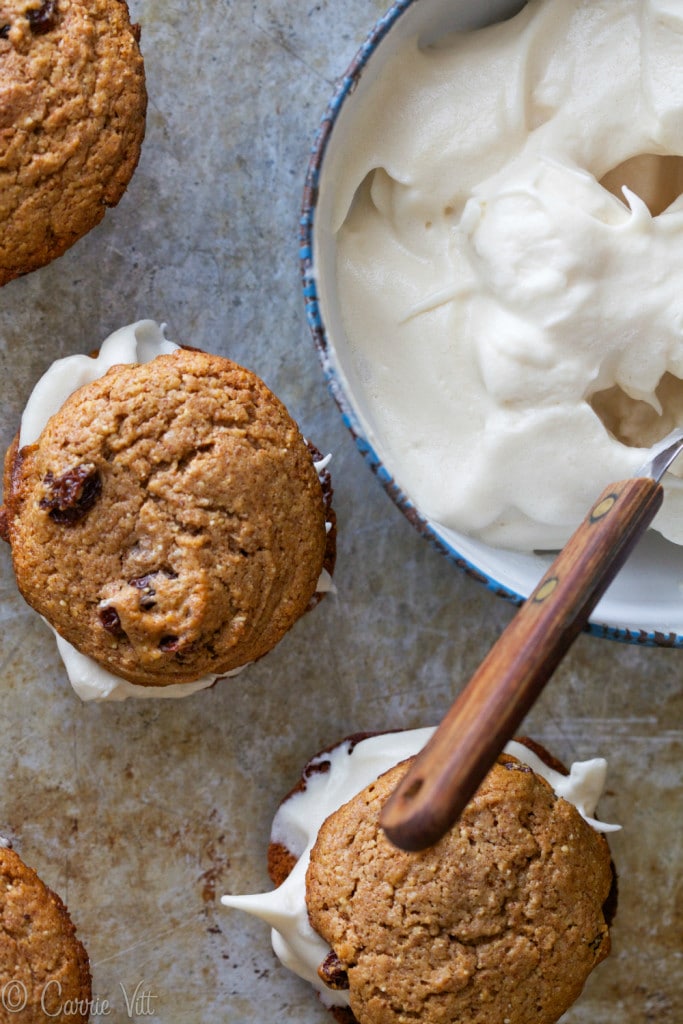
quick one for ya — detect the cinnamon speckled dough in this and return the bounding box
[305,753,614,1024]
[0,0,146,286]
[2,348,328,686]
[0,845,91,1022]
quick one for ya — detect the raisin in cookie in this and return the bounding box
[1,345,332,687]
[0,0,146,286]
[0,844,91,1022]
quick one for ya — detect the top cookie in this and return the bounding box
[306,752,614,1024]
[0,845,91,1022]
[0,0,146,286]
[2,348,328,686]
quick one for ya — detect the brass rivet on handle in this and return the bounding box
[590,493,617,522]
[533,576,558,603]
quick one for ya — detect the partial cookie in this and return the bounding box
[0,845,91,1022]
[2,342,334,687]
[0,0,146,286]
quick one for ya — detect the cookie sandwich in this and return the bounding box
[0,0,146,286]
[0,840,91,1022]
[223,729,618,1024]
[1,320,336,700]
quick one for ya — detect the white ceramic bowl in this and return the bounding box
[300,0,683,647]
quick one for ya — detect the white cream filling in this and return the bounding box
[19,320,179,447]
[331,0,683,551]
[19,320,332,701]
[221,728,619,1007]
[53,632,235,703]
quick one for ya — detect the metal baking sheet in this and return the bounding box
[0,2,680,1021]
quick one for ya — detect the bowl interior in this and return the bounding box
[307,0,683,645]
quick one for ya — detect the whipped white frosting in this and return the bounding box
[330,0,683,550]
[221,728,619,1007]
[19,320,331,701]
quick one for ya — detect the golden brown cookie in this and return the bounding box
[0,845,91,1022]
[2,348,331,686]
[0,0,146,286]
[295,741,615,1024]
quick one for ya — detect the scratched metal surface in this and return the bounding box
[0,2,680,1022]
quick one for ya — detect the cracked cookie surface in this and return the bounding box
[0,0,146,286]
[306,753,614,1024]
[0,845,91,1022]
[2,348,327,686]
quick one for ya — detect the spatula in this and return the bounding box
[380,430,683,852]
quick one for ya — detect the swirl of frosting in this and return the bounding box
[329,0,683,550]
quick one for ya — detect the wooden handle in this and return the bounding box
[380,476,663,852]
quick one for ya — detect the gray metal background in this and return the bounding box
[0,2,679,1021]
